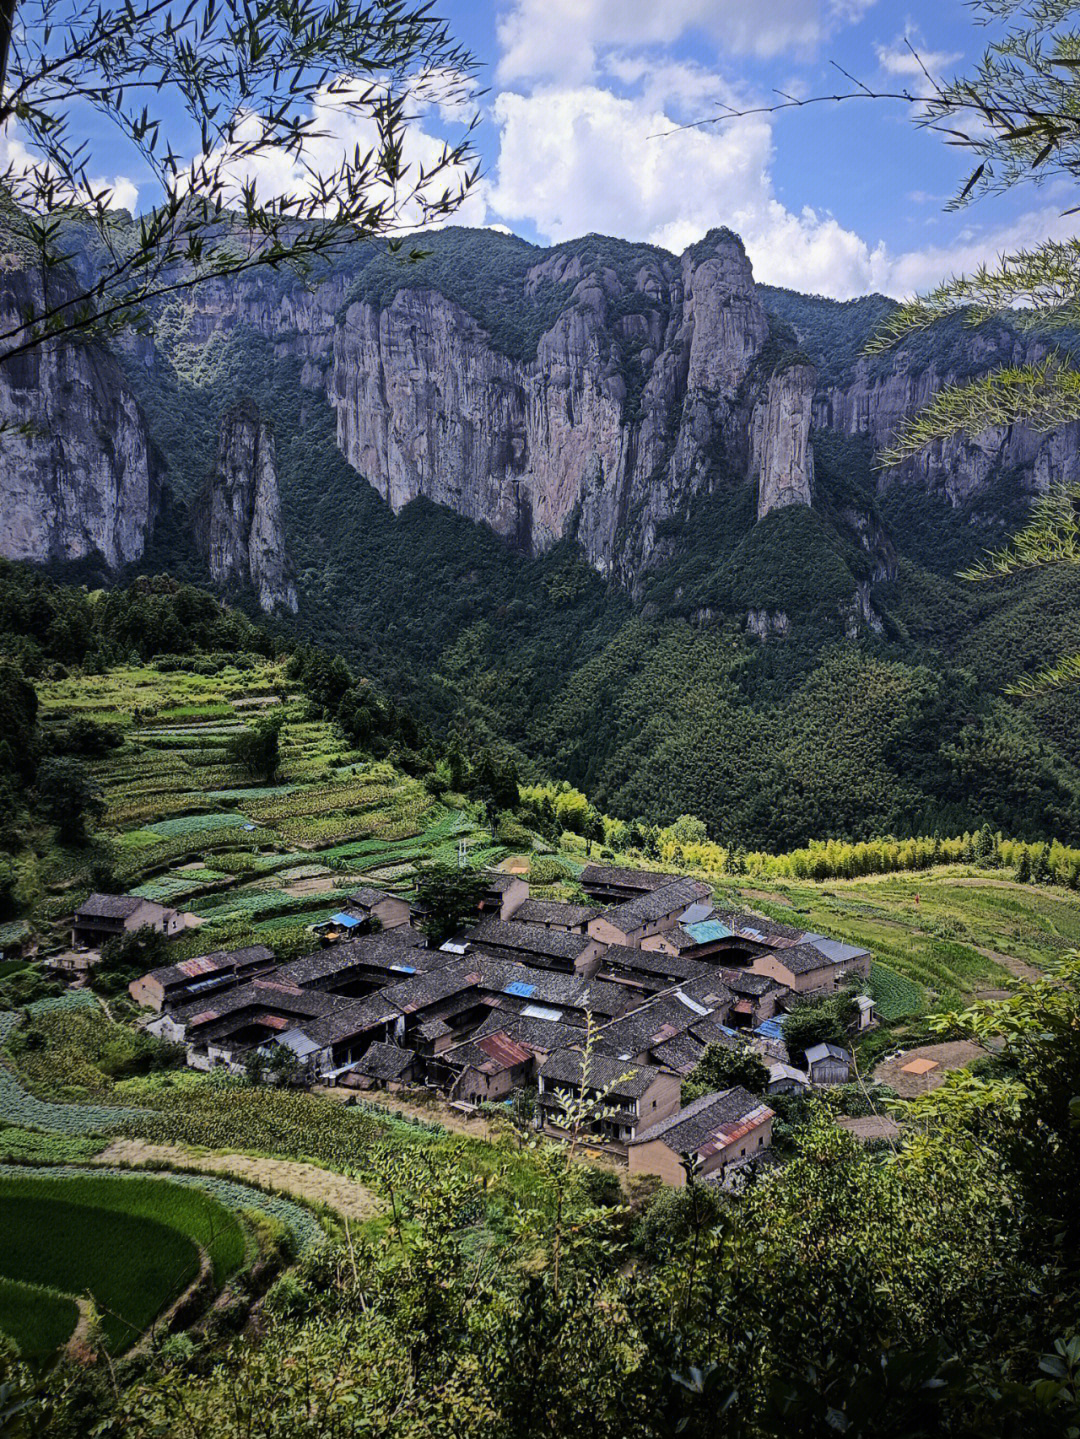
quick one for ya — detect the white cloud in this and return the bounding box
[875,31,962,79]
[496,0,876,85]
[488,80,894,296]
[0,123,138,213]
[485,74,1080,302]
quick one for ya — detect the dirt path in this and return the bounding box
[95,1140,379,1222]
[65,1298,96,1362]
[971,943,1041,982]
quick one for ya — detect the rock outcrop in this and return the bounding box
[0,267,159,567]
[751,361,816,519]
[329,229,781,580]
[202,400,297,613]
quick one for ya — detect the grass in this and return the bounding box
[0,1180,206,1351]
[0,1276,79,1362]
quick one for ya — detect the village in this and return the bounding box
[70,863,876,1187]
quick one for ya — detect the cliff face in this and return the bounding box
[751,362,816,519]
[0,267,160,568]
[8,222,1077,613]
[203,400,297,613]
[329,230,788,579]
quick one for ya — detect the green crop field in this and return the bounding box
[0,1276,79,1362]
[0,1182,204,1350]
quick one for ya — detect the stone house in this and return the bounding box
[430,1030,535,1106]
[750,938,870,995]
[466,917,604,974]
[129,944,276,1012]
[627,1087,775,1186]
[586,878,711,949]
[537,1049,681,1144]
[72,893,188,949]
[345,887,412,930]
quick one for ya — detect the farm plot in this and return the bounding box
[0,1277,79,1362]
[0,1176,212,1350]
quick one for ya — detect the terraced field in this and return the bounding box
[0,1170,245,1352]
[33,660,506,954]
[726,869,1080,1018]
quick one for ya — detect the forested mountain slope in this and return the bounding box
[4,222,1080,846]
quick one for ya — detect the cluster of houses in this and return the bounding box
[121,862,872,1187]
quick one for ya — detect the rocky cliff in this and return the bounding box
[201,400,297,613]
[329,229,796,580]
[6,221,1079,615]
[751,361,816,519]
[0,265,160,568]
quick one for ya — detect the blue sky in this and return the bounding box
[413,0,1078,298]
[9,0,1074,300]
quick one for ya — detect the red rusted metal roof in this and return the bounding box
[253,979,304,996]
[476,1031,532,1068]
[260,1015,289,1031]
[177,955,224,978]
[732,999,754,1015]
[187,1009,219,1026]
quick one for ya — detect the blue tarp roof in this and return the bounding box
[504,980,536,998]
[330,912,362,928]
[683,919,734,943]
[755,1017,786,1040]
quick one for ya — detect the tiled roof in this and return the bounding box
[76,893,146,919]
[594,981,731,1059]
[629,1087,772,1152]
[355,1041,413,1079]
[511,899,598,928]
[539,1047,659,1098]
[598,945,714,985]
[466,918,593,964]
[761,942,840,976]
[443,1030,534,1074]
[471,1010,584,1053]
[580,865,687,893]
[595,878,711,935]
[148,944,275,990]
[347,887,399,910]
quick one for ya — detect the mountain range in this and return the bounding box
[3,221,1080,847]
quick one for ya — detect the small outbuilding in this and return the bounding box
[804,1042,854,1086]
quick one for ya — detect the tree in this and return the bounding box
[0,0,479,366]
[413,861,487,945]
[267,1042,302,1086]
[783,989,858,1067]
[98,924,169,994]
[683,1042,770,1104]
[228,711,284,783]
[35,755,104,842]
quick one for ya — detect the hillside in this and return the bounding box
[5,224,1080,847]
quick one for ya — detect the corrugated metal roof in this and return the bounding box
[476,1032,532,1068]
[329,912,362,928]
[261,1015,289,1031]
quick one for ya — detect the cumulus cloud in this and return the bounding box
[488,79,894,296]
[875,33,962,80]
[496,0,877,85]
[485,72,1080,302]
[0,122,139,213]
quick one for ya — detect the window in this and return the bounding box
[758,1136,763,1147]
[740,1147,745,1156]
